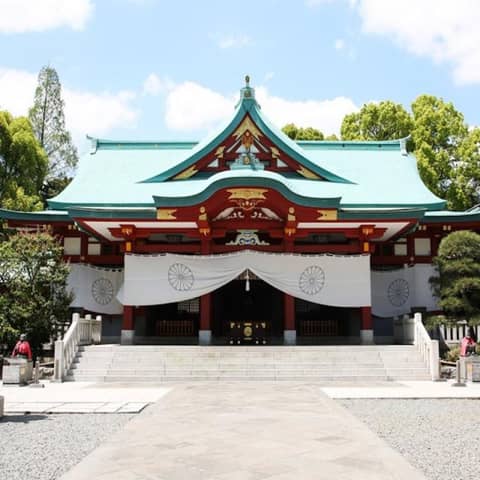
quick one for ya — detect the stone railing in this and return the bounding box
[413,312,440,381]
[53,313,102,382]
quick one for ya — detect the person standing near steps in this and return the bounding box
[11,333,32,361]
[460,327,477,357]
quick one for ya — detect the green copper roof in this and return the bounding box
[423,207,480,223]
[47,79,446,214]
[153,173,342,208]
[0,209,70,222]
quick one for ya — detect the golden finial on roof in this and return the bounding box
[245,75,250,87]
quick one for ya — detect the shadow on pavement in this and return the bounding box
[1,413,50,423]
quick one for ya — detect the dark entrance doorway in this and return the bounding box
[212,280,284,344]
[295,299,361,344]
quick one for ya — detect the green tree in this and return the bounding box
[341,101,413,141]
[29,66,78,180]
[0,110,48,210]
[0,232,73,357]
[411,95,469,209]
[339,95,480,210]
[2,187,43,212]
[430,230,480,323]
[282,123,325,140]
[325,133,339,141]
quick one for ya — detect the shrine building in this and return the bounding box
[2,77,480,346]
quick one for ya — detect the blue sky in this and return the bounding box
[0,0,479,154]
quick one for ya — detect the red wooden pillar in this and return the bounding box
[121,305,135,345]
[360,306,373,345]
[284,293,296,345]
[283,236,296,345]
[199,294,212,345]
[199,237,212,345]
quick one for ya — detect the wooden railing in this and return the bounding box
[299,319,339,336]
[155,320,195,336]
[53,313,102,382]
[413,312,440,381]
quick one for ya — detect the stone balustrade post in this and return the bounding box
[53,339,64,382]
[430,339,440,381]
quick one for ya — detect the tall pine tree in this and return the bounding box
[29,66,78,182]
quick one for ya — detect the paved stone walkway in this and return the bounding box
[60,382,426,480]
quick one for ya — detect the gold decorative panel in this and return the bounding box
[173,165,198,180]
[157,209,177,220]
[316,209,338,221]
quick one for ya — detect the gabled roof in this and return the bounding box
[45,78,446,214]
[141,81,351,184]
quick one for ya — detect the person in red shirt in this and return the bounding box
[460,327,477,357]
[11,334,32,361]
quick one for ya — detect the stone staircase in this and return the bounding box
[66,345,431,382]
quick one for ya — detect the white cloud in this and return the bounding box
[0,67,37,114]
[63,90,138,144]
[142,73,175,96]
[353,0,480,85]
[165,81,235,131]
[256,87,358,136]
[0,0,94,34]
[335,39,345,50]
[164,81,358,136]
[210,33,254,49]
[0,67,138,148]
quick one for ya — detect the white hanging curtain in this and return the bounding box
[68,264,124,315]
[119,251,371,307]
[371,264,438,318]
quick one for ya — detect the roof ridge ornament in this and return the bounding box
[236,74,260,109]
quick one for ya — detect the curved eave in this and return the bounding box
[141,104,248,183]
[152,176,342,208]
[423,210,480,223]
[141,96,352,185]
[248,105,352,184]
[0,208,71,222]
[339,207,428,221]
[340,200,446,211]
[48,199,155,209]
[68,207,157,220]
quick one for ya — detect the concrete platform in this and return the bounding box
[321,379,480,399]
[0,380,170,414]
[59,382,426,480]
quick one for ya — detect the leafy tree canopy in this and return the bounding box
[431,230,480,323]
[411,95,470,209]
[0,232,73,357]
[29,66,78,179]
[339,95,480,210]
[282,123,324,141]
[0,110,47,211]
[341,101,413,141]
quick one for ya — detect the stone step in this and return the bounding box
[70,367,429,376]
[75,354,419,361]
[66,373,429,382]
[69,345,430,382]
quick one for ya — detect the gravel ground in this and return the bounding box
[340,399,480,480]
[0,412,134,480]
